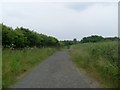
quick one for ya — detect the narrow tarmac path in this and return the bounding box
[12,51,100,88]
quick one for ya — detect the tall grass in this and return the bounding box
[0,55,1,87]
[2,48,57,88]
[69,41,119,88]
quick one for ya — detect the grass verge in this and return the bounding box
[2,47,57,88]
[69,41,119,88]
[0,47,2,89]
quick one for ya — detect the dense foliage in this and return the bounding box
[2,24,60,48]
[2,23,119,48]
[80,35,119,43]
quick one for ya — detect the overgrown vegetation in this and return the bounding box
[2,24,61,88]
[0,47,1,89]
[2,48,57,88]
[69,41,119,88]
[0,23,2,89]
[2,23,60,48]
[2,23,119,88]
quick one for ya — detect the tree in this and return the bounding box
[2,24,60,48]
[80,35,104,43]
[2,24,15,47]
[73,38,77,44]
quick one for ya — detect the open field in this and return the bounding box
[2,48,57,88]
[69,41,119,88]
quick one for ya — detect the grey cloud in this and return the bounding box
[66,2,95,11]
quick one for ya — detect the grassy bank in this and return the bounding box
[0,47,2,89]
[69,41,119,88]
[2,47,57,88]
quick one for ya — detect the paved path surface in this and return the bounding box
[12,51,100,88]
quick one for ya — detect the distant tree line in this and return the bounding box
[60,35,119,47]
[2,24,60,48]
[1,23,119,48]
[80,35,119,43]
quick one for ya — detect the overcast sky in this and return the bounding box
[0,1,118,40]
